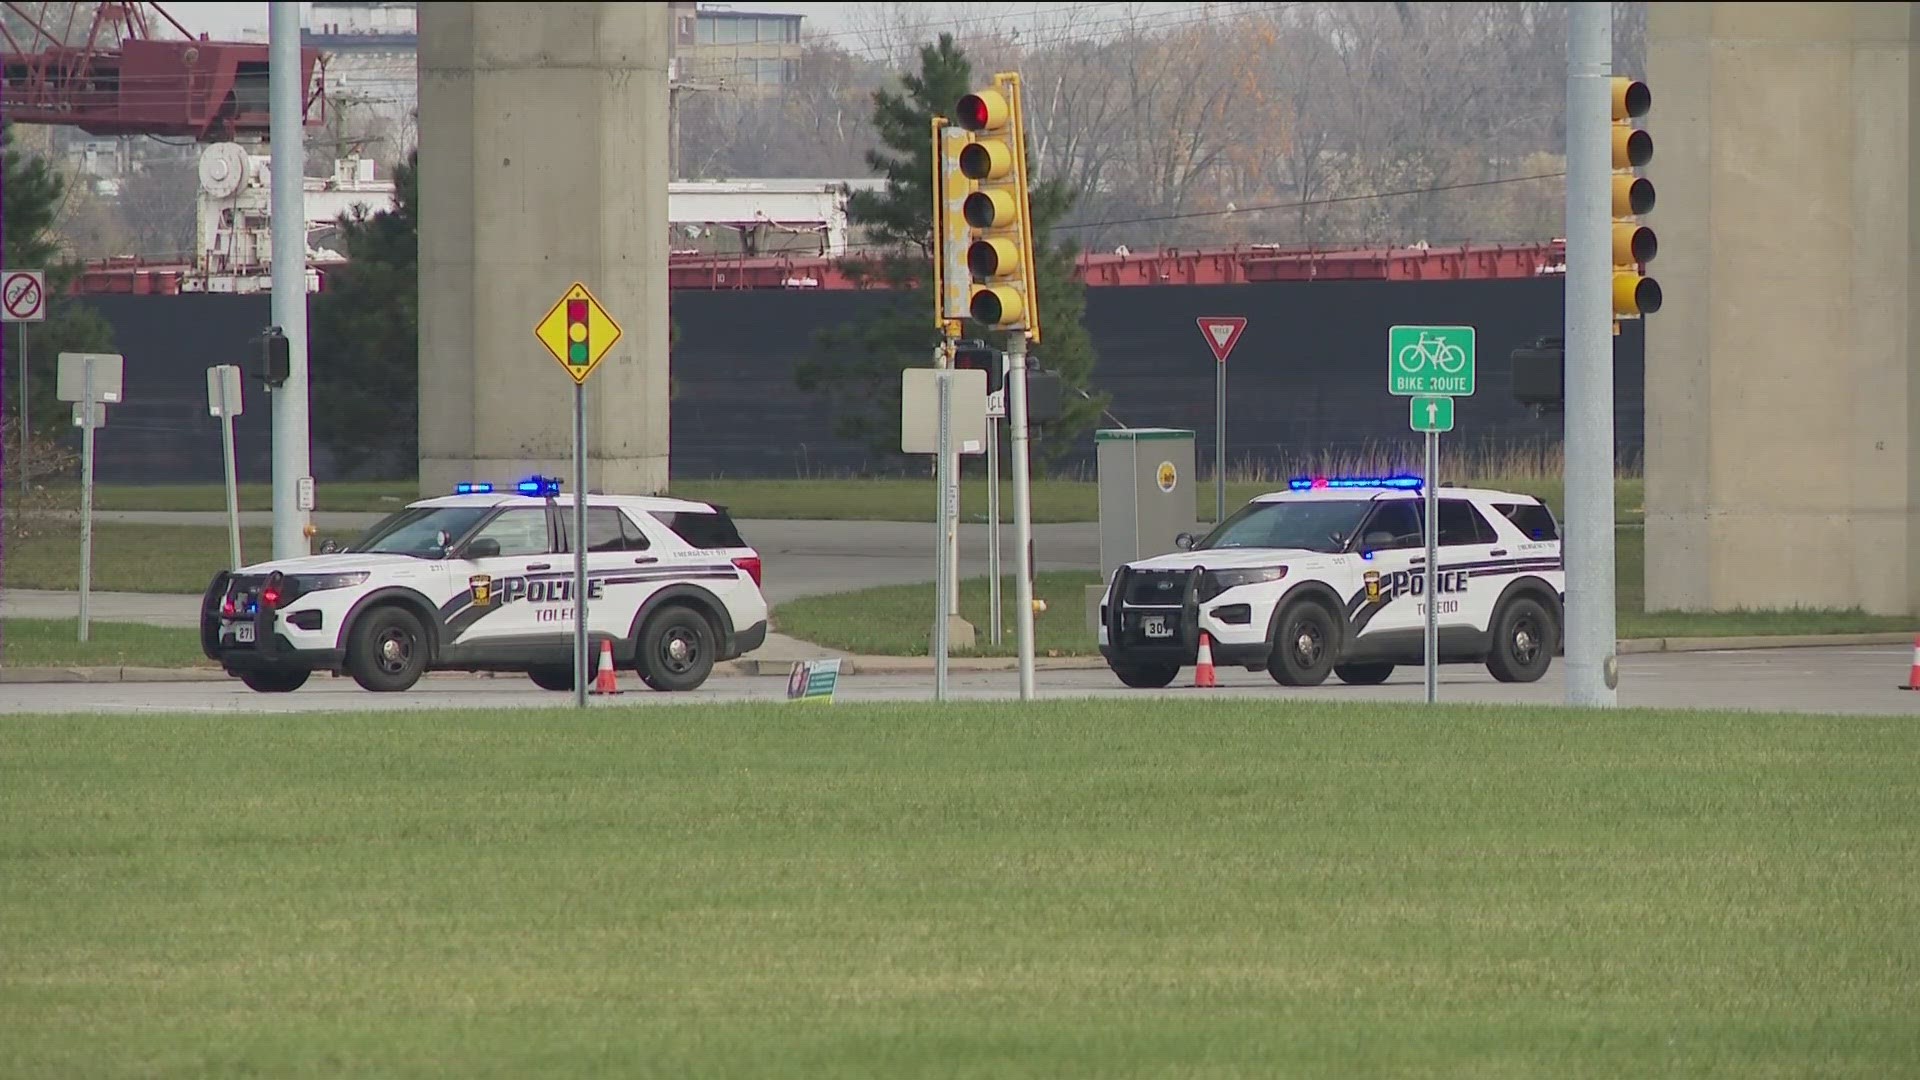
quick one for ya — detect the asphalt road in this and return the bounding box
[3,645,1914,716]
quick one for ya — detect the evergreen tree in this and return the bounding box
[794,34,1103,470]
[310,149,420,477]
[2,121,118,441]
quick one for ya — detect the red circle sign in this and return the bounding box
[3,272,45,320]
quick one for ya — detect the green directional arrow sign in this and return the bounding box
[1410,395,1454,432]
[1389,324,1475,396]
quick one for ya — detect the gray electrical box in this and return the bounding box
[1089,428,1197,628]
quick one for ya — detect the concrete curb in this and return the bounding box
[1613,631,1914,655]
[4,633,1912,684]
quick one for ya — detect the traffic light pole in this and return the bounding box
[268,1,312,562]
[1007,331,1037,700]
[1564,1,1618,708]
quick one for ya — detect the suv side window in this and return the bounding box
[1435,499,1499,546]
[657,509,746,549]
[469,508,550,557]
[1358,501,1422,550]
[1492,502,1559,541]
[564,507,653,553]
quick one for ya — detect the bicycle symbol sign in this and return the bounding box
[1388,324,1475,396]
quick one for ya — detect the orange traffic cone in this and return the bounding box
[592,638,621,695]
[1194,631,1217,688]
[1901,635,1920,691]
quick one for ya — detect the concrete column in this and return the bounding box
[418,2,671,496]
[1644,3,1919,615]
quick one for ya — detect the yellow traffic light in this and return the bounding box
[951,74,1040,340]
[1611,75,1660,318]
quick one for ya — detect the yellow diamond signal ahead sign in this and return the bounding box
[535,281,623,384]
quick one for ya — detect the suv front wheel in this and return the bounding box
[1267,600,1337,687]
[347,604,431,692]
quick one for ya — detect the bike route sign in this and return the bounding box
[1388,324,1475,396]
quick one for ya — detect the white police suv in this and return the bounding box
[1097,476,1564,688]
[199,477,769,694]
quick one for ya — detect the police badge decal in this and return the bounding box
[1364,569,1382,603]
[470,574,493,606]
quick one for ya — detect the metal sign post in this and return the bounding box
[986,412,1002,645]
[534,281,624,709]
[1196,316,1247,524]
[58,353,122,644]
[1391,327,1474,704]
[933,369,953,700]
[208,365,247,569]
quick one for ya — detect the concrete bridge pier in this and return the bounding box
[1645,2,1920,615]
[416,2,671,496]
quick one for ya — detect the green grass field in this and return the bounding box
[1,701,1914,1077]
[0,618,208,668]
[772,528,1916,658]
[8,475,1645,526]
[2,524,360,594]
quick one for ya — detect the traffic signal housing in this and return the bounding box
[251,326,290,386]
[1611,75,1660,319]
[953,76,1041,340]
[1510,334,1565,413]
[951,339,1003,395]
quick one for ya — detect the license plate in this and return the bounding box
[1141,615,1171,638]
[232,622,255,644]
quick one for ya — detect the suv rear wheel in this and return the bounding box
[637,605,716,692]
[1486,596,1556,683]
[528,665,574,692]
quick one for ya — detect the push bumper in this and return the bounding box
[1097,566,1273,669]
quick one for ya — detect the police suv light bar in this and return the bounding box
[517,475,564,497]
[1288,475,1424,491]
[455,482,494,494]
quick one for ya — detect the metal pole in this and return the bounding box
[78,362,94,643]
[222,407,242,570]
[987,414,1002,645]
[1423,429,1438,704]
[17,324,28,497]
[1216,355,1226,524]
[933,370,952,700]
[1008,331,1036,700]
[574,382,589,709]
[1565,0,1617,707]
[269,1,311,562]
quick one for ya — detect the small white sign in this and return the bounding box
[71,401,108,428]
[56,352,123,403]
[900,367,988,456]
[297,476,316,512]
[207,364,244,418]
[986,388,1006,419]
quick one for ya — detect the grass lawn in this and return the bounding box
[1,618,210,669]
[8,475,1646,526]
[1,701,1914,1078]
[774,529,1914,658]
[3,524,360,594]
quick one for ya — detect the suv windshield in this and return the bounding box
[1193,498,1374,553]
[344,506,496,557]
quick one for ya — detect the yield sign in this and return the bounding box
[1196,315,1247,364]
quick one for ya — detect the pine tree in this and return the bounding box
[794,34,1104,470]
[1,122,118,442]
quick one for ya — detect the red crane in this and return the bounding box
[1,1,325,140]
